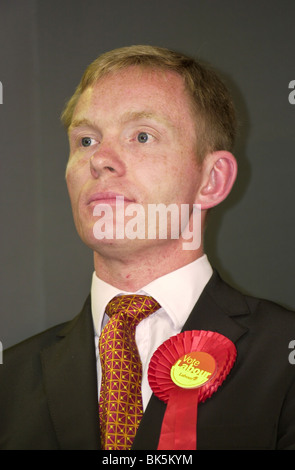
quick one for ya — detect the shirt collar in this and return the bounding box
[91,254,213,336]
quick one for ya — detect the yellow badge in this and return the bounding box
[170,351,216,389]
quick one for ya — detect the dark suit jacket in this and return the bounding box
[1,271,295,450]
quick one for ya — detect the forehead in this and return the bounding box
[72,66,195,129]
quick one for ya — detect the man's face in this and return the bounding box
[66,66,204,255]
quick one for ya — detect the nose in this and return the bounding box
[90,142,126,179]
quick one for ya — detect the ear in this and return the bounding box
[196,151,238,210]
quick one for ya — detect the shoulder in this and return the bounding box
[3,322,67,367]
[241,286,295,330]
[2,295,92,372]
[210,270,295,319]
[242,293,295,349]
[205,270,295,346]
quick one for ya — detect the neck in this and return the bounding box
[93,239,204,291]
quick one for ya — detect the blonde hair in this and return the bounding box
[61,45,236,161]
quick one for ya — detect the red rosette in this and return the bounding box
[148,330,237,450]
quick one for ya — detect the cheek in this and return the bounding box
[66,150,89,177]
[66,155,88,195]
[173,160,201,201]
[65,167,83,209]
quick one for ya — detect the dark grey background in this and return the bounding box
[0,0,294,348]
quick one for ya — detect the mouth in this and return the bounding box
[87,192,135,206]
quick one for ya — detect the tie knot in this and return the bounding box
[105,294,160,326]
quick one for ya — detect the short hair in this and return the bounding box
[61,45,237,161]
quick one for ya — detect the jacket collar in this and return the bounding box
[182,270,249,342]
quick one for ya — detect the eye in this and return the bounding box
[137,132,150,143]
[81,136,93,147]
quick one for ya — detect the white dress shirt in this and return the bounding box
[91,254,213,410]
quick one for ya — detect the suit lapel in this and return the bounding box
[182,270,249,342]
[133,271,250,450]
[40,296,100,450]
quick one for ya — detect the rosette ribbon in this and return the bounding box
[148,330,237,450]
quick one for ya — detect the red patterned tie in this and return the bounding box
[99,295,161,450]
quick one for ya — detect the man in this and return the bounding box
[0,45,294,450]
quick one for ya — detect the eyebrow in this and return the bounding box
[68,118,97,133]
[69,110,175,133]
[119,110,176,131]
